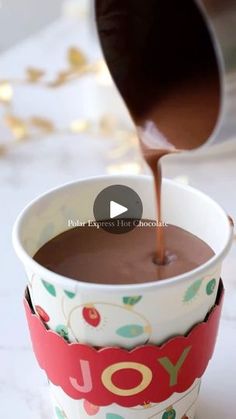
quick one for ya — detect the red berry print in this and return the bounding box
[35,305,50,323]
[82,305,101,327]
[83,400,100,415]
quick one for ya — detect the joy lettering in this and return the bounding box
[69,346,191,397]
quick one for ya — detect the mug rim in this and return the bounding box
[12,174,233,292]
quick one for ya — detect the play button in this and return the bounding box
[110,201,128,219]
[93,185,143,234]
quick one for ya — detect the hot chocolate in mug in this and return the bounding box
[13,175,233,418]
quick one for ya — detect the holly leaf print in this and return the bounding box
[206,278,217,295]
[116,324,144,338]
[123,296,142,306]
[55,406,67,419]
[183,279,203,302]
[64,290,76,299]
[41,279,56,297]
[56,325,69,341]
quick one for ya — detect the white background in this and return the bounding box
[0,0,63,51]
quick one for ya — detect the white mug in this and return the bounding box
[13,175,233,418]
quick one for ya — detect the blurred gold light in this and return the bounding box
[107,162,142,175]
[70,119,90,133]
[68,47,87,69]
[4,114,28,141]
[0,81,13,104]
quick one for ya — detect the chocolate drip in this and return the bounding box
[96,0,220,263]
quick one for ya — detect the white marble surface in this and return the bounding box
[0,15,236,419]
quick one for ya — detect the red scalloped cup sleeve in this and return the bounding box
[24,281,224,407]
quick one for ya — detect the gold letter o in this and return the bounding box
[101,362,152,397]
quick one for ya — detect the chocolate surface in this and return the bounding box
[34,221,214,284]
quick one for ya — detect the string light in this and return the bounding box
[162,406,176,419]
[35,305,50,323]
[82,305,101,327]
[0,44,141,173]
